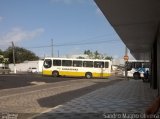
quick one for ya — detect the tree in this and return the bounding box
[105,56,113,61]
[94,50,100,59]
[84,50,93,59]
[84,50,113,60]
[0,55,9,64]
[77,56,85,59]
[0,49,3,55]
[4,47,39,63]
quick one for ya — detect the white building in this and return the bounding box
[67,54,89,59]
[9,60,44,73]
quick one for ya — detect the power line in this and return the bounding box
[24,33,121,49]
[51,39,53,57]
[26,39,119,49]
[26,45,51,49]
[54,39,117,46]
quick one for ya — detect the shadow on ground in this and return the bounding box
[0,74,81,90]
[37,79,122,108]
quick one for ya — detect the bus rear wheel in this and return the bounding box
[85,72,92,79]
[52,71,59,77]
[133,72,140,80]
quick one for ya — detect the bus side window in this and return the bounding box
[83,61,93,68]
[94,61,104,68]
[73,61,82,67]
[53,60,61,66]
[135,62,141,68]
[105,62,109,68]
[62,60,72,67]
[43,59,52,68]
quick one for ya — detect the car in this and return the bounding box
[28,67,38,73]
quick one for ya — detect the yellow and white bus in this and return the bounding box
[42,57,112,78]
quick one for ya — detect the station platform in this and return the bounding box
[33,78,158,119]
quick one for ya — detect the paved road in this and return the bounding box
[0,75,122,119]
[0,74,82,90]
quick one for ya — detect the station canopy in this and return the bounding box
[95,0,160,60]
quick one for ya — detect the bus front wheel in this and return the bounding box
[133,72,140,80]
[85,72,92,79]
[52,71,59,77]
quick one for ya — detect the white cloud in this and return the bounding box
[0,28,44,44]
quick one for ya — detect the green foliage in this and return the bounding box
[0,57,3,63]
[0,54,9,64]
[84,50,93,59]
[84,50,113,60]
[77,56,85,59]
[105,56,113,61]
[0,49,3,55]
[3,47,39,63]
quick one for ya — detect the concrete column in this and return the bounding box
[150,48,154,88]
[151,42,157,90]
[157,29,160,95]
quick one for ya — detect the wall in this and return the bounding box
[9,60,44,73]
[157,29,160,95]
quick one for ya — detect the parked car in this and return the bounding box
[28,67,38,73]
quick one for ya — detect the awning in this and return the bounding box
[95,0,160,60]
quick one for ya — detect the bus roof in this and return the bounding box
[127,60,150,62]
[44,57,111,62]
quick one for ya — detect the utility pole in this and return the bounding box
[12,41,16,74]
[51,39,53,57]
[58,50,59,57]
[124,46,128,80]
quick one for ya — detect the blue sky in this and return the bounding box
[0,0,126,58]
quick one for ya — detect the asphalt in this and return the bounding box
[1,75,156,119]
[0,74,82,90]
[0,75,122,119]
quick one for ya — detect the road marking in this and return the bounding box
[27,105,63,119]
[30,81,46,85]
[52,104,63,110]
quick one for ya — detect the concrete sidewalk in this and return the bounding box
[32,79,158,119]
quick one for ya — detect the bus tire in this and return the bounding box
[85,72,92,79]
[52,71,59,77]
[133,72,140,80]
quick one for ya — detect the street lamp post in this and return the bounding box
[12,42,16,74]
[124,46,129,80]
